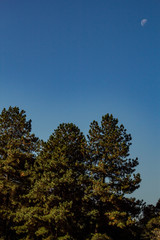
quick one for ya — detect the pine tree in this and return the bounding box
[87,114,141,238]
[15,123,90,240]
[0,106,39,239]
[141,199,160,240]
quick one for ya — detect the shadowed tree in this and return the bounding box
[14,123,90,240]
[0,106,39,240]
[3,111,142,240]
[141,199,160,240]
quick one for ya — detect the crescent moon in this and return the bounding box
[141,19,148,27]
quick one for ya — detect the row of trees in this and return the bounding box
[0,106,159,240]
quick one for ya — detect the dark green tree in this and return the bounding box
[2,111,143,240]
[140,199,160,240]
[143,216,160,240]
[0,106,39,239]
[15,123,90,240]
[87,114,141,239]
[90,233,112,240]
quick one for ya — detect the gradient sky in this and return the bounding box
[0,0,160,204]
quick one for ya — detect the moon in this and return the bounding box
[141,19,148,27]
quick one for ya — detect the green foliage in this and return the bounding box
[0,106,39,239]
[87,114,141,237]
[88,114,141,194]
[14,123,90,239]
[141,199,160,240]
[91,233,112,240]
[144,216,160,240]
[0,108,144,240]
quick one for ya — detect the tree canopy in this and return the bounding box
[0,106,158,240]
[0,107,39,240]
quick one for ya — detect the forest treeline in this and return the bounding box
[0,106,159,240]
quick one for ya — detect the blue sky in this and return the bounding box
[0,0,160,204]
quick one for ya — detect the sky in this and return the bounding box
[0,0,160,205]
